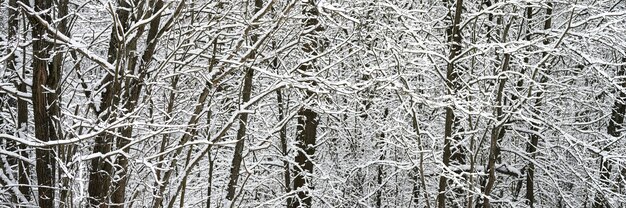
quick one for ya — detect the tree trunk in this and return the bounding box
[511,3,532,202]
[225,0,263,203]
[437,0,464,207]
[8,0,32,201]
[482,12,516,207]
[277,87,292,207]
[593,57,626,208]
[291,106,318,208]
[289,1,324,207]
[87,0,133,206]
[28,1,58,207]
[207,144,216,208]
[526,4,552,207]
[51,0,72,206]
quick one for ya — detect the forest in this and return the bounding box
[0,0,625,207]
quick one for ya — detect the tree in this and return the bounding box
[1,0,626,207]
[289,1,325,207]
[437,0,465,207]
[225,0,264,203]
[24,1,59,207]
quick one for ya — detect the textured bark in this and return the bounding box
[225,0,263,202]
[8,0,32,201]
[289,1,324,207]
[437,0,464,207]
[483,52,511,208]
[225,66,255,202]
[277,88,292,207]
[206,144,216,208]
[291,107,318,208]
[510,4,532,202]
[482,12,515,207]
[111,0,165,205]
[51,0,72,206]
[5,0,17,161]
[593,57,626,208]
[526,4,552,207]
[87,0,133,206]
[28,1,58,207]
[206,38,220,208]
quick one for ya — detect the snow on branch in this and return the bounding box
[18,1,116,73]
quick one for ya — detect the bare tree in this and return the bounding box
[290,1,324,207]
[438,0,465,207]
[25,0,59,207]
[225,0,263,203]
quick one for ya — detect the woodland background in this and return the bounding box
[1,0,626,207]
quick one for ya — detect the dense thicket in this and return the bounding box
[1,0,626,207]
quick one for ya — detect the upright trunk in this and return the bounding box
[410,104,431,208]
[481,12,515,207]
[206,37,220,208]
[290,1,323,207]
[593,57,626,208]
[156,74,180,208]
[277,88,292,207]
[526,4,552,207]
[291,107,318,208]
[51,0,72,206]
[376,154,385,208]
[224,63,255,202]
[437,0,464,207]
[375,108,389,208]
[8,0,31,200]
[88,0,133,206]
[206,144,216,208]
[512,3,532,201]
[28,1,58,207]
[225,0,263,203]
[273,40,291,207]
[5,0,18,166]
[111,1,165,205]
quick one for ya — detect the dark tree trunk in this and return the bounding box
[87,0,133,206]
[291,107,318,208]
[289,1,324,207]
[482,12,516,207]
[437,0,464,207]
[593,57,626,208]
[50,0,71,206]
[111,0,165,204]
[225,65,255,202]
[277,88,292,207]
[526,4,552,208]
[225,0,263,202]
[27,1,59,207]
[8,0,32,201]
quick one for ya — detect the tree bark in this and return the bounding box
[50,0,72,206]
[225,0,263,203]
[27,1,58,207]
[437,0,464,207]
[481,11,516,207]
[290,1,324,207]
[593,57,626,208]
[8,0,32,201]
[87,0,133,206]
[526,4,552,207]
[111,0,165,205]
[277,87,292,207]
